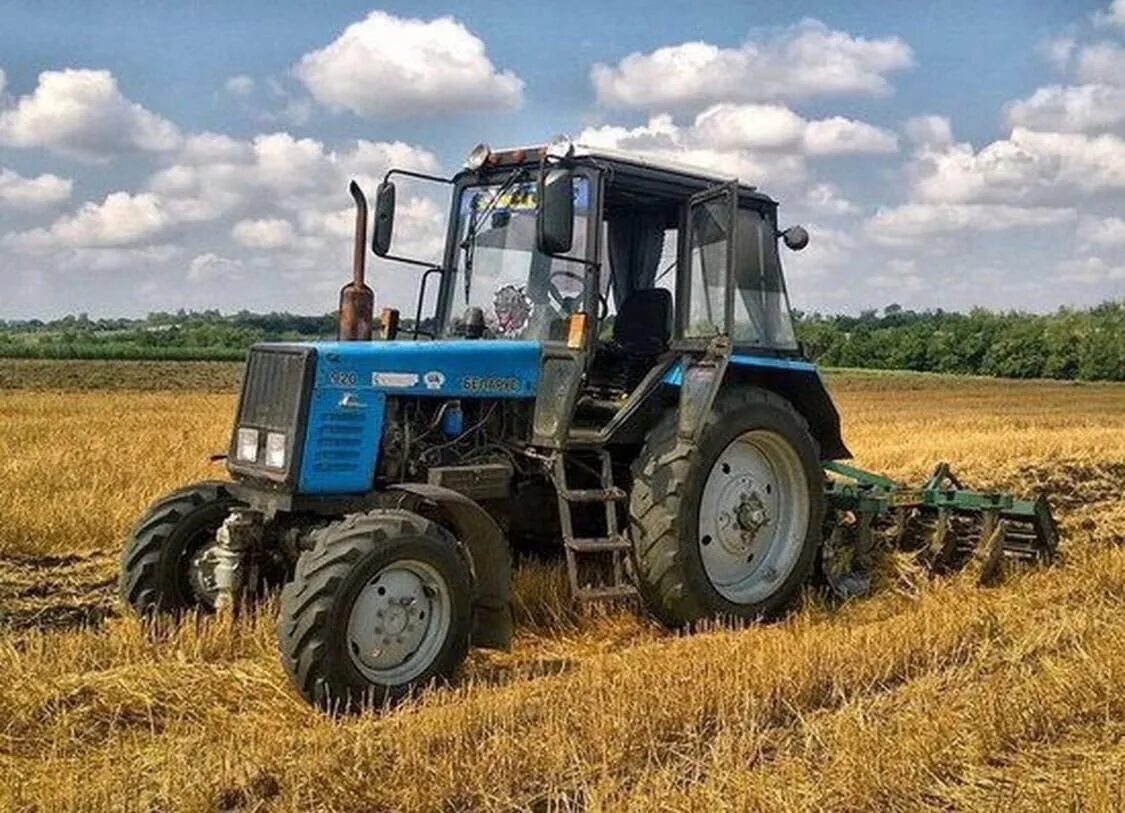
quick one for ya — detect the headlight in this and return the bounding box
[546,134,575,160]
[465,142,491,170]
[265,432,287,469]
[236,427,259,462]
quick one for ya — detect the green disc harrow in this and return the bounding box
[820,461,1060,598]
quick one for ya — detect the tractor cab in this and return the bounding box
[369,137,842,456]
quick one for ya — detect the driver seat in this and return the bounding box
[606,288,673,357]
[585,289,673,399]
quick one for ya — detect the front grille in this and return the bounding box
[228,345,315,484]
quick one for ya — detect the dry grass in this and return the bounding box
[1,364,1123,812]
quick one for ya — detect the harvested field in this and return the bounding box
[0,361,1123,812]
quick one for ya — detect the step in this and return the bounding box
[575,584,639,601]
[566,536,632,553]
[560,487,627,503]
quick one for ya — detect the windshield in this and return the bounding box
[446,176,591,340]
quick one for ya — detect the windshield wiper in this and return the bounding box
[460,167,529,304]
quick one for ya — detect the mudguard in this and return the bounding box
[386,483,514,651]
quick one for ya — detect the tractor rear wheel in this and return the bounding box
[119,481,240,616]
[629,388,824,627]
[278,509,472,712]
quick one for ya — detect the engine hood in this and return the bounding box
[289,339,543,399]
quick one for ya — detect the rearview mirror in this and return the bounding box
[782,225,809,251]
[537,168,574,255]
[372,181,396,256]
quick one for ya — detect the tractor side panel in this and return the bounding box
[296,340,543,494]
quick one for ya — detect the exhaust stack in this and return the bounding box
[338,181,374,341]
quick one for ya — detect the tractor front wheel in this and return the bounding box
[278,509,472,712]
[119,481,241,616]
[629,388,825,627]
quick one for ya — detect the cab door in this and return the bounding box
[678,181,737,342]
[675,181,737,440]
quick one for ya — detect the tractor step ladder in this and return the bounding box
[553,451,639,602]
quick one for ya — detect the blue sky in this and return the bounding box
[1,0,1123,318]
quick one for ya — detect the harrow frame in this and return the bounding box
[821,461,1059,598]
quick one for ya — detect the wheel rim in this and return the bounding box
[698,429,811,604]
[183,529,221,609]
[345,559,452,686]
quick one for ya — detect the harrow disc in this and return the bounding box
[821,462,1060,599]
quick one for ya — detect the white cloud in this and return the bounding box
[803,117,898,155]
[591,20,913,110]
[579,104,895,188]
[903,115,954,147]
[294,10,523,118]
[866,202,1076,246]
[1041,36,1078,72]
[1077,215,1125,249]
[1005,84,1125,133]
[911,127,1125,205]
[231,217,295,249]
[1074,40,1125,85]
[146,132,439,227]
[0,68,6,97]
[1057,255,1125,283]
[805,182,859,215]
[4,191,171,250]
[579,113,806,186]
[187,252,244,283]
[0,69,180,161]
[224,75,255,97]
[868,258,926,293]
[0,167,72,208]
[1095,0,1125,27]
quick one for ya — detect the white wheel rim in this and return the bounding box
[346,559,452,685]
[698,429,810,604]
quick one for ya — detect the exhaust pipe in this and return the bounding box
[338,180,374,341]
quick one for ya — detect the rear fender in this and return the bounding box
[723,360,850,460]
[385,483,514,651]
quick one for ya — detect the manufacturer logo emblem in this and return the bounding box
[423,370,446,390]
[372,372,419,388]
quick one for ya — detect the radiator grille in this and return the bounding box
[237,348,311,431]
[229,345,314,484]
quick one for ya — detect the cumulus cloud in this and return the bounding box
[591,20,913,110]
[0,69,180,161]
[866,202,1076,245]
[187,252,244,283]
[805,182,859,215]
[0,167,72,208]
[1057,255,1125,284]
[1005,84,1125,133]
[4,191,171,250]
[904,115,954,147]
[908,127,1125,205]
[579,104,895,188]
[1074,40,1125,84]
[1077,215,1125,249]
[224,75,255,97]
[6,131,441,256]
[294,10,523,118]
[231,217,295,249]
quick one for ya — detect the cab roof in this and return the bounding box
[466,142,778,209]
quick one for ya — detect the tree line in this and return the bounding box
[1,302,1122,381]
[795,301,1123,381]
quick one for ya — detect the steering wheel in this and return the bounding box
[546,270,608,319]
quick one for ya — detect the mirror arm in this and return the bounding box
[382,168,452,186]
[411,266,444,340]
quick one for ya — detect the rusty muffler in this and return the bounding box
[338,180,374,341]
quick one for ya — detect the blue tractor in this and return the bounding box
[119,137,1057,711]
